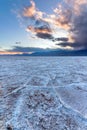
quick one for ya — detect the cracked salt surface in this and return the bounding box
[56,83,87,119]
[0,56,87,129]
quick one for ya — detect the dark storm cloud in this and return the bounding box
[56,42,79,48]
[54,37,68,42]
[27,24,54,40]
[36,33,53,40]
[70,11,87,49]
[27,25,52,34]
[54,0,87,50]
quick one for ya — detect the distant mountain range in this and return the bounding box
[15,49,87,56]
[30,49,87,56]
[1,49,87,56]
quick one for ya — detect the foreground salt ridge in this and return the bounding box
[0,57,87,129]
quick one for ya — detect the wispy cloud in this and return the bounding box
[23,0,43,19]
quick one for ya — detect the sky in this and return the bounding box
[0,0,87,54]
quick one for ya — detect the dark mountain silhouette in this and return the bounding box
[29,49,87,56]
[1,49,87,56]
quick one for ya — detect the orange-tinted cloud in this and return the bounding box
[23,0,44,19]
[26,25,54,40]
[26,26,52,34]
[23,0,35,17]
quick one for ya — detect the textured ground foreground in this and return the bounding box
[0,56,87,130]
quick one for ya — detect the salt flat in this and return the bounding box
[0,56,87,130]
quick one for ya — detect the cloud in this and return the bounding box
[51,0,87,49]
[69,11,87,49]
[15,42,21,45]
[23,0,44,19]
[54,37,68,42]
[23,0,35,18]
[56,42,78,48]
[36,33,53,40]
[54,0,87,49]
[26,25,68,41]
[53,7,72,30]
[26,25,54,40]
[23,0,55,40]
[21,0,87,50]
[22,0,70,42]
[27,25,52,34]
